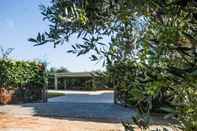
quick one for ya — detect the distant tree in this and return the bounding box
[48,67,69,74]
[56,67,70,73]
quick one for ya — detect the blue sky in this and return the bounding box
[0,0,103,72]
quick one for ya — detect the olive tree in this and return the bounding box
[29,0,197,130]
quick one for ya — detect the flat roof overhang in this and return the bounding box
[52,72,98,78]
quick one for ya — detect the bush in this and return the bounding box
[84,79,96,91]
[107,60,173,109]
[0,59,47,103]
[107,58,197,130]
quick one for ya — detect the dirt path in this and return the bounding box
[0,114,124,131]
[0,114,180,131]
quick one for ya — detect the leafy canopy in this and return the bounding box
[29,0,197,130]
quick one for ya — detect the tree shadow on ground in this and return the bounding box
[20,101,134,123]
[0,92,174,126]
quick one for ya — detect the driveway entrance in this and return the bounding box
[48,90,113,103]
[0,90,134,122]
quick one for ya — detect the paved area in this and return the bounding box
[0,102,134,122]
[0,114,177,131]
[0,114,124,131]
[48,90,114,103]
[0,90,177,131]
[0,90,134,122]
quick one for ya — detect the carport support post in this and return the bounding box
[64,79,67,89]
[113,81,117,104]
[54,74,58,90]
[114,89,117,104]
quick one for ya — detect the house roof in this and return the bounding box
[53,72,98,78]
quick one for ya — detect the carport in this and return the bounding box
[54,72,96,90]
[53,72,118,104]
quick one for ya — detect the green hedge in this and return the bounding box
[0,59,47,89]
[0,59,47,103]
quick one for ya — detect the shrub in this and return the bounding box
[84,79,96,91]
[0,59,47,103]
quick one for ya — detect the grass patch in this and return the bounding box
[47,92,65,98]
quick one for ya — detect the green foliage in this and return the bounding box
[122,111,170,131]
[84,79,96,91]
[0,59,47,89]
[30,0,197,130]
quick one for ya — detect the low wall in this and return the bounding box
[0,87,47,104]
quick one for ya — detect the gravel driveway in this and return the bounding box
[48,90,114,103]
[0,90,134,122]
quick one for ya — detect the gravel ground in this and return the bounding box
[0,102,134,122]
[48,90,114,103]
[0,114,124,131]
[0,114,178,131]
[0,90,134,122]
[0,90,178,131]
